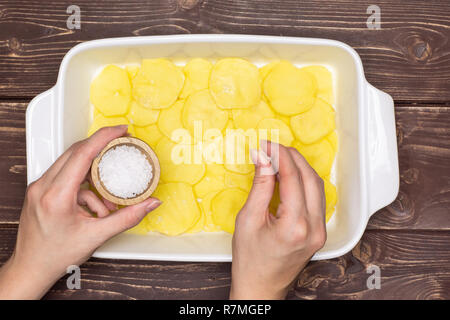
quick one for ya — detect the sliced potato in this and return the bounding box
[88,113,134,137]
[257,118,294,147]
[155,137,206,184]
[132,58,184,109]
[326,131,338,152]
[147,183,201,236]
[127,100,160,127]
[290,98,335,144]
[180,58,212,99]
[200,191,222,232]
[232,100,275,131]
[224,171,254,192]
[157,100,185,140]
[259,61,280,81]
[90,65,131,116]
[194,174,226,198]
[263,61,317,116]
[125,65,140,81]
[134,124,163,148]
[293,139,335,178]
[210,58,261,109]
[182,89,229,137]
[211,188,248,233]
[302,65,333,105]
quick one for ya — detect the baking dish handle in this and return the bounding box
[26,87,56,185]
[365,83,399,216]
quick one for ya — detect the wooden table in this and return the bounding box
[0,0,449,299]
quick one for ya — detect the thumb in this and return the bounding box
[95,197,161,239]
[241,149,276,217]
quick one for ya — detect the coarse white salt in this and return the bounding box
[98,145,153,199]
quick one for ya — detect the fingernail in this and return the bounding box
[250,148,258,165]
[250,148,271,166]
[145,199,162,211]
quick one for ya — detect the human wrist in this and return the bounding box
[0,253,62,299]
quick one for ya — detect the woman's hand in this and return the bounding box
[230,142,327,300]
[0,125,161,299]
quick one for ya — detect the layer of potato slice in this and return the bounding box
[256,118,294,147]
[90,65,131,116]
[263,61,317,116]
[87,113,134,137]
[180,58,212,99]
[290,98,335,144]
[232,100,274,131]
[212,188,248,233]
[127,100,160,127]
[157,100,185,141]
[147,183,201,236]
[292,139,335,178]
[210,58,261,109]
[132,58,184,109]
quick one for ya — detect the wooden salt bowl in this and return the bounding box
[91,137,160,206]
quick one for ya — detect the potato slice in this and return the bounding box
[87,113,134,137]
[302,65,333,105]
[157,100,185,140]
[182,89,229,137]
[324,179,337,222]
[132,58,184,109]
[326,131,338,152]
[263,61,317,116]
[180,58,212,99]
[232,100,275,131]
[200,191,221,232]
[134,124,163,149]
[212,188,248,233]
[290,98,335,144]
[186,198,206,233]
[125,65,140,81]
[155,137,206,184]
[194,174,226,198]
[210,58,261,109]
[90,65,131,116]
[224,171,254,192]
[147,183,201,236]
[257,118,294,147]
[259,61,280,81]
[293,139,335,178]
[127,100,160,127]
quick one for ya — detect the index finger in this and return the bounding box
[264,141,307,218]
[54,125,129,192]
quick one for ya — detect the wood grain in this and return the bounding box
[1,225,448,299]
[1,101,448,230]
[0,0,449,101]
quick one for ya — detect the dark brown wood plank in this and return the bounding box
[0,225,448,299]
[0,0,449,101]
[1,101,448,230]
[367,105,450,230]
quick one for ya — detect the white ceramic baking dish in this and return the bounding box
[26,34,399,261]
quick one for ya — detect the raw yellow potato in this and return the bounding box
[182,89,229,137]
[88,113,134,137]
[180,58,212,99]
[259,61,280,81]
[206,163,228,178]
[223,129,255,174]
[200,191,221,232]
[293,139,335,178]
[156,137,206,184]
[302,65,333,105]
[326,131,338,152]
[225,171,254,192]
[212,188,248,233]
[127,100,160,127]
[134,124,163,148]
[290,98,335,144]
[324,179,337,222]
[276,114,291,126]
[132,58,184,109]
[126,65,140,81]
[194,174,225,198]
[232,100,275,131]
[157,100,185,140]
[90,65,131,116]
[147,183,201,236]
[263,61,317,116]
[210,58,261,109]
[186,201,206,233]
[257,118,294,147]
